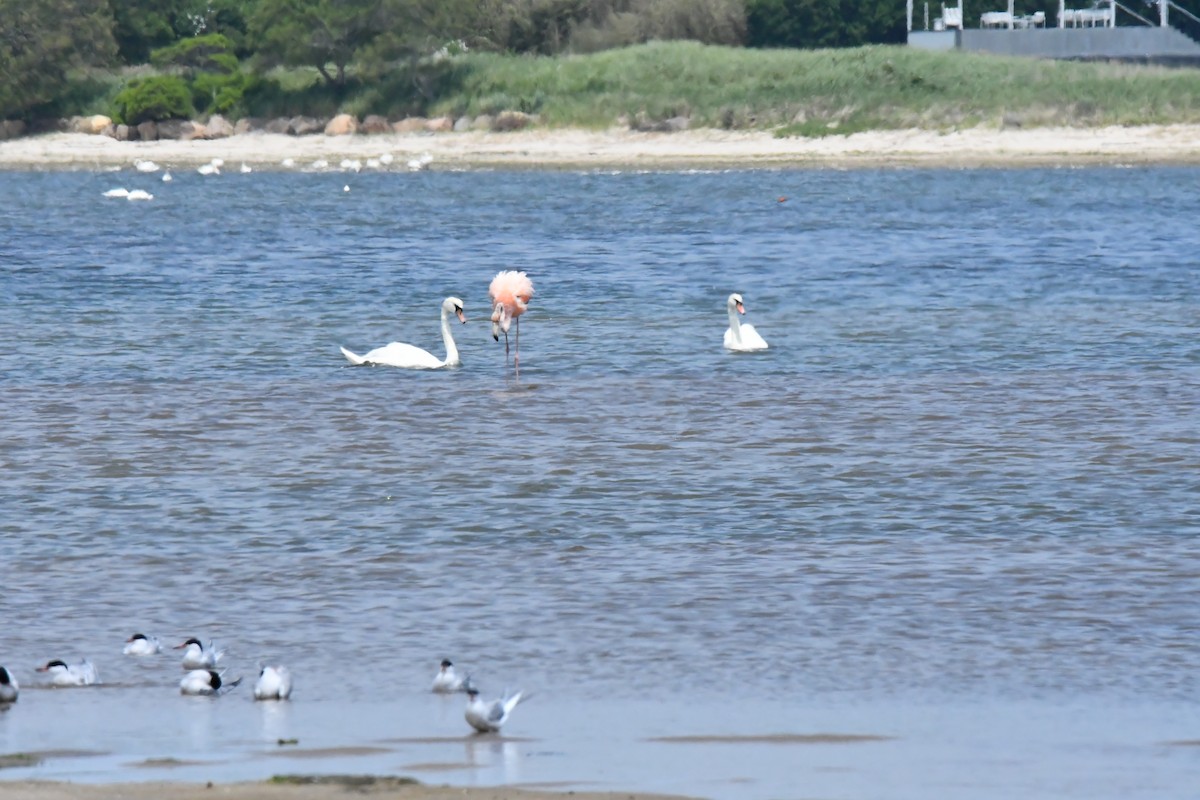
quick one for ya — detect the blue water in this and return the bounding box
[1,165,1198,800]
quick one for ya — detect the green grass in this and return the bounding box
[0,753,42,769]
[63,41,1200,135]
[421,41,1200,133]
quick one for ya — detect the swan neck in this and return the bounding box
[727,304,741,341]
[440,307,459,364]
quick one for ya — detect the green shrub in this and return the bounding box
[192,70,252,115]
[112,75,194,124]
[150,34,239,74]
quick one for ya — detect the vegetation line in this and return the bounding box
[3,1,1200,137]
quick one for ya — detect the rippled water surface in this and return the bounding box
[1,166,1198,799]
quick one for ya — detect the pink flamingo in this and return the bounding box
[488,270,534,373]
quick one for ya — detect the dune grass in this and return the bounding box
[423,40,1200,134]
[55,40,1200,136]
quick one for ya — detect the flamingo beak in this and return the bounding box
[736,301,746,315]
[456,308,467,324]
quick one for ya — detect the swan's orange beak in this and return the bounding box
[736,301,745,315]
[456,309,467,324]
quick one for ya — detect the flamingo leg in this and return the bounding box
[514,318,520,377]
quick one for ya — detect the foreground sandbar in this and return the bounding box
[0,778,700,800]
[1,125,1199,170]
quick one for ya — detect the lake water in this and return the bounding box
[1,164,1198,800]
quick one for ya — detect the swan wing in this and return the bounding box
[353,342,443,369]
[340,346,368,365]
[739,323,769,350]
[725,324,768,352]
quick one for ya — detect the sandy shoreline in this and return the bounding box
[1,125,1199,170]
[0,778,698,800]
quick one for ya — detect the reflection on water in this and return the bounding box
[0,166,1198,800]
[257,701,292,743]
[464,738,523,785]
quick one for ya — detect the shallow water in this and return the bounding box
[1,165,1198,799]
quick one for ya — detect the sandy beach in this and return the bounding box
[1,125,1199,170]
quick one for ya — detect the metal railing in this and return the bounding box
[1165,0,1200,42]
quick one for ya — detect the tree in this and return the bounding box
[0,0,117,119]
[745,0,905,48]
[108,0,193,64]
[111,74,194,123]
[151,32,240,74]
[149,34,251,116]
[249,0,376,88]
[249,0,479,88]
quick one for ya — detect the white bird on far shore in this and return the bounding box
[406,152,433,172]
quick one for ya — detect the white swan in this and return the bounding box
[723,293,769,352]
[341,297,467,369]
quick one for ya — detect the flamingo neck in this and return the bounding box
[441,308,459,365]
[727,304,742,342]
